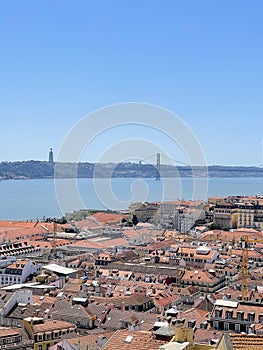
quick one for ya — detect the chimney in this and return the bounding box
[121,302,125,311]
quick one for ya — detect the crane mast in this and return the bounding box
[241,235,263,301]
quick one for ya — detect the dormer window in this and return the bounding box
[188,320,196,328]
[226,309,233,319]
[248,312,255,322]
[200,321,208,329]
[259,313,263,323]
[215,308,223,318]
[237,310,244,320]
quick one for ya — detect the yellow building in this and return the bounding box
[129,201,160,222]
[23,317,76,350]
[162,325,215,350]
[213,202,237,229]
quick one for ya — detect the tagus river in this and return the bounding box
[0,177,262,221]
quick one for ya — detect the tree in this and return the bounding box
[132,214,139,226]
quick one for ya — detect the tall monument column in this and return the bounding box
[48,148,54,163]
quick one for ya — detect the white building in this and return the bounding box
[0,289,32,325]
[0,259,41,286]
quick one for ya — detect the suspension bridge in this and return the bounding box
[138,153,190,180]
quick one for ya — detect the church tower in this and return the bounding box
[48,148,54,163]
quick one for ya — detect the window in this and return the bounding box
[226,309,233,319]
[38,346,42,350]
[224,322,229,331]
[237,311,244,320]
[187,319,196,329]
[248,312,255,322]
[215,308,222,318]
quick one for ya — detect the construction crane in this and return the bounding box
[241,236,249,301]
[51,221,58,257]
[241,235,263,301]
[44,220,59,259]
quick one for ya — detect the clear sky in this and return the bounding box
[1,1,263,165]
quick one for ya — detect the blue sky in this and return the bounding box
[1,1,263,165]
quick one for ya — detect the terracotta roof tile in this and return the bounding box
[90,213,126,224]
[32,319,76,333]
[229,333,263,349]
[103,330,166,350]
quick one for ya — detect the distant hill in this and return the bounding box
[0,161,263,180]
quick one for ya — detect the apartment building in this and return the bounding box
[129,202,160,222]
[213,196,263,230]
[158,201,206,233]
[0,289,32,326]
[237,202,263,230]
[0,259,41,286]
[210,299,263,334]
[0,327,32,349]
[181,269,226,293]
[23,317,76,350]
[213,202,237,229]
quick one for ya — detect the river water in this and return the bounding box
[0,177,262,220]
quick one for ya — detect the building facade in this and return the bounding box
[210,299,263,334]
[23,317,76,350]
[213,202,238,229]
[0,259,41,286]
[237,203,263,230]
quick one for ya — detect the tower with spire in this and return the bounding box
[48,148,54,163]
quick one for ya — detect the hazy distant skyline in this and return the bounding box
[1,1,263,166]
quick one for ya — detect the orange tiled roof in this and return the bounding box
[66,331,115,350]
[103,330,166,350]
[154,292,179,307]
[182,269,220,283]
[0,221,68,243]
[32,319,76,334]
[0,327,20,337]
[123,229,141,238]
[228,333,263,349]
[31,294,56,306]
[90,212,126,224]
[69,240,105,249]
[7,259,30,269]
[100,238,129,248]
